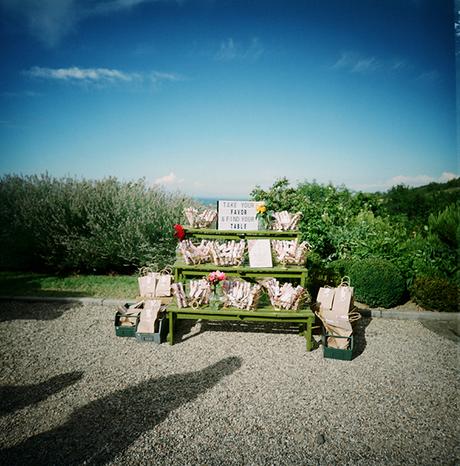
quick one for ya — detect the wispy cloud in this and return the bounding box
[388,174,435,187]
[332,52,411,74]
[332,51,442,84]
[0,0,175,47]
[215,37,264,62]
[216,38,237,61]
[154,172,184,186]
[23,66,184,89]
[150,71,184,83]
[1,90,41,98]
[25,66,139,82]
[332,52,382,74]
[415,70,441,83]
[386,172,457,189]
[352,172,458,192]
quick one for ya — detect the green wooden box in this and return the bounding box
[322,332,354,361]
[135,314,168,343]
[114,309,139,337]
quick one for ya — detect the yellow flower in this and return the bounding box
[256,204,267,214]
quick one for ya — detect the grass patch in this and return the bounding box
[0,272,138,298]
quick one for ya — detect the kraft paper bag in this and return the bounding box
[315,278,355,350]
[332,282,354,317]
[327,281,354,349]
[155,274,172,297]
[138,273,159,298]
[137,300,161,334]
[316,286,335,312]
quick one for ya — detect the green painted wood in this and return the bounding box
[174,261,308,288]
[183,227,300,241]
[174,261,307,273]
[166,303,316,351]
[168,303,314,318]
[171,228,313,350]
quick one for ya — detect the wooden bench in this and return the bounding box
[166,303,317,351]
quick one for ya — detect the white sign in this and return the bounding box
[217,200,259,230]
[248,239,273,268]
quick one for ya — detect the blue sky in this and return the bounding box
[0,0,458,197]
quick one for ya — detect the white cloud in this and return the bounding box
[23,66,184,89]
[0,0,172,47]
[25,66,138,82]
[150,71,184,83]
[352,172,458,192]
[332,52,414,75]
[387,174,434,187]
[215,37,264,62]
[387,172,458,188]
[439,171,458,182]
[154,172,184,186]
[332,52,381,74]
[332,51,444,84]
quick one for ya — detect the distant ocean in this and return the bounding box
[194,197,247,207]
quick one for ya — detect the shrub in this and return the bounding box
[0,174,194,274]
[428,202,460,249]
[410,276,459,312]
[349,258,405,308]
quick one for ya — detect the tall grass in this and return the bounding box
[0,174,194,273]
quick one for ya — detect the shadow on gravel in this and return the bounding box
[0,357,242,466]
[176,320,309,345]
[0,302,79,322]
[202,320,301,335]
[0,371,84,416]
[421,320,460,343]
[352,316,372,359]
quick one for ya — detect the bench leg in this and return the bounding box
[167,312,175,345]
[305,320,313,351]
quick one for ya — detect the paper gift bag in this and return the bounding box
[316,286,335,312]
[156,274,172,297]
[137,299,161,334]
[332,279,354,316]
[315,277,356,350]
[138,273,159,298]
[326,279,354,349]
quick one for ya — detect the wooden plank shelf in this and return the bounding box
[173,261,308,288]
[183,227,300,241]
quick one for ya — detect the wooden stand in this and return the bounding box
[168,228,317,350]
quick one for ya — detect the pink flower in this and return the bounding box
[207,270,226,285]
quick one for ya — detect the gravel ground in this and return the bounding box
[0,301,458,466]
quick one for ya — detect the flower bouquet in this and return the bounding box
[207,270,226,310]
[255,202,271,230]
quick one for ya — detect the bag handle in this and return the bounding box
[348,307,361,322]
[339,276,351,287]
[139,265,161,277]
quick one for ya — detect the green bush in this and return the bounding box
[349,258,405,308]
[0,174,194,273]
[251,178,460,289]
[428,202,460,249]
[251,178,379,259]
[410,276,459,312]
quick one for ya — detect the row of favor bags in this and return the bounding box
[138,268,172,298]
[315,277,360,350]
